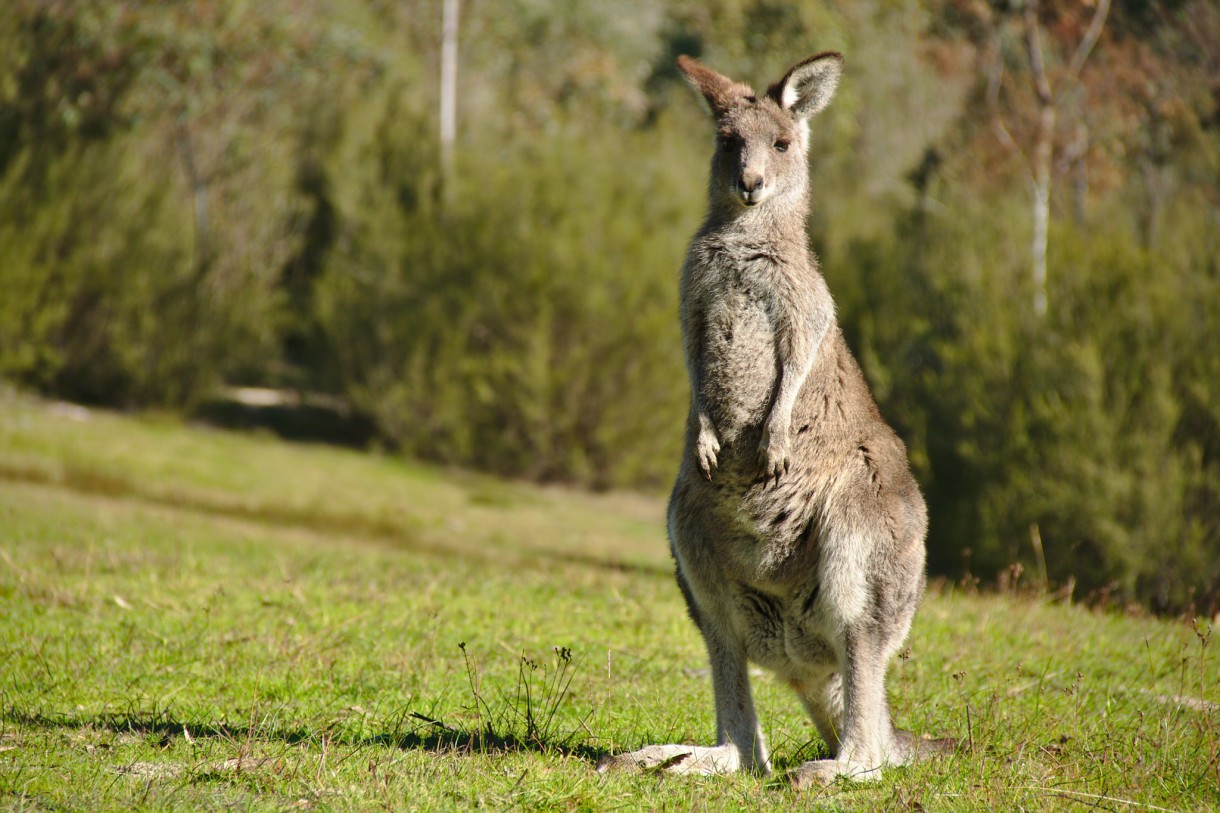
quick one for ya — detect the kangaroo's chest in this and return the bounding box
[698,265,783,436]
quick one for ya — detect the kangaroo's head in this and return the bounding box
[677,53,843,210]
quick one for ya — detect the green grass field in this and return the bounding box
[1,388,1215,811]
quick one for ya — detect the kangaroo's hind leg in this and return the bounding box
[792,665,953,786]
[594,598,766,776]
[788,505,927,788]
[705,616,771,773]
[597,503,768,776]
[793,670,844,758]
[788,625,898,788]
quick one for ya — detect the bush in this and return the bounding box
[314,95,700,488]
[836,186,1220,611]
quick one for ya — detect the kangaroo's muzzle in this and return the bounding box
[737,172,767,206]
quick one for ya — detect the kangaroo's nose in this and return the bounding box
[738,171,765,205]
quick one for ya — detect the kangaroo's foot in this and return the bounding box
[785,730,956,790]
[786,758,882,790]
[597,743,742,776]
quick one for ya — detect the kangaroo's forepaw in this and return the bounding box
[597,744,741,776]
[696,430,720,480]
[757,427,791,484]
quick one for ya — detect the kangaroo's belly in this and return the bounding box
[729,582,839,673]
[699,293,776,440]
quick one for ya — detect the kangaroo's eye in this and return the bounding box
[718,134,739,151]
[774,139,790,153]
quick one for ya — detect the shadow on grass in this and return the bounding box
[1,707,612,766]
[0,460,669,579]
[0,459,416,543]
[191,398,377,450]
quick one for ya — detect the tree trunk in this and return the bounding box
[176,127,211,279]
[439,0,459,209]
[1031,102,1053,318]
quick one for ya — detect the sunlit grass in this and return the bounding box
[1,390,1215,810]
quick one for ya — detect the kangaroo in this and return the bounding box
[597,53,951,788]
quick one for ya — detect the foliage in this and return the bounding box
[0,0,374,405]
[836,178,1220,610]
[314,92,697,486]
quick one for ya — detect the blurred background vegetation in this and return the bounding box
[1,0,1216,613]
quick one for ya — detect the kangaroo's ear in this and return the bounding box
[677,55,754,117]
[768,52,843,119]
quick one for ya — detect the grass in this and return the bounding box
[0,387,1216,811]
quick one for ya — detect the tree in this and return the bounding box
[986,0,1110,317]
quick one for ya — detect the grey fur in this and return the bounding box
[597,53,951,786]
